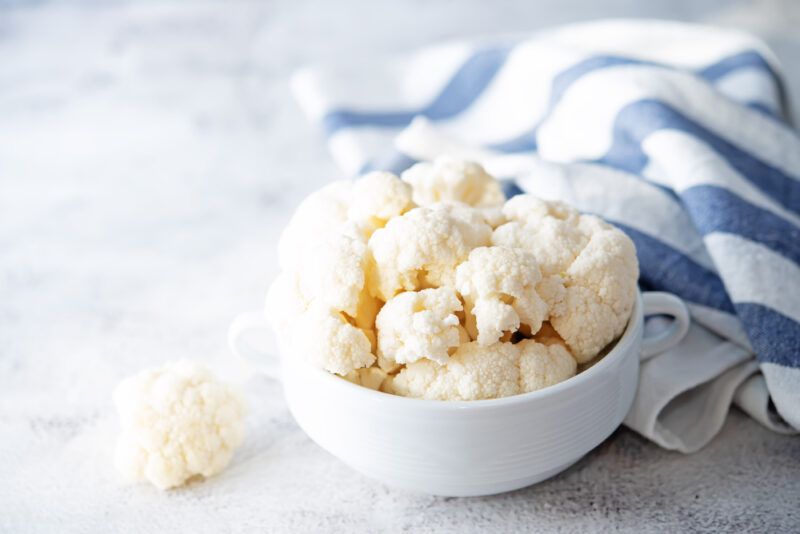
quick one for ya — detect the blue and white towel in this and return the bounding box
[292,19,799,452]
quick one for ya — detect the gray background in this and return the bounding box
[1,1,799,532]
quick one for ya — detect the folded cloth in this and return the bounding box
[292,19,799,451]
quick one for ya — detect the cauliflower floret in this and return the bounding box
[268,226,380,355]
[492,196,589,276]
[266,262,379,345]
[492,195,638,362]
[265,271,308,334]
[390,338,577,400]
[435,201,497,245]
[268,163,638,399]
[297,232,367,318]
[343,366,389,391]
[552,230,639,362]
[280,173,414,274]
[348,171,415,231]
[401,156,505,207]
[390,341,520,400]
[278,181,357,271]
[517,339,577,393]
[376,353,402,374]
[456,246,548,346]
[113,360,246,490]
[366,204,491,301]
[533,321,564,346]
[376,287,463,365]
[291,304,375,375]
[477,205,507,229]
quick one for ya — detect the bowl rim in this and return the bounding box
[284,292,643,411]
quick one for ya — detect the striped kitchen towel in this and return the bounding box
[292,19,799,452]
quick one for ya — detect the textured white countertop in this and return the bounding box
[2,1,799,532]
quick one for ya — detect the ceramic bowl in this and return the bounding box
[230,291,688,496]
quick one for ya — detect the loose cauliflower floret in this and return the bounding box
[391,341,521,400]
[348,171,415,231]
[114,360,246,490]
[367,205,491,301]
[492,195,639,363]
[517,339,577,393]
[376,287,462,365]
[456,246,548,346]
[291,304,375,375]
[401,156,505,207]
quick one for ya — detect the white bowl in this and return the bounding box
[230,291,688,496]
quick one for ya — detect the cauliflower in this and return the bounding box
[376,287,463,365]
[456,246,548,346]
[348,171,415,230]
[277,181,356,271]
[477,205,507,229]
[343,366,389,391]
[367,204,491,301]
[268,224,380,367]
[266,158,638,397]
[291,303,375,375]
[492,195,638,362]
[265,241,379,336]
[492,196,589,278]
[280,172,414,274]
[390,338,577,400]
[401,156,505,207]
[265,271,308,334]
[296,232,368,318]
[517,339,577,393]
[532,321,564,346]
[113,360,246,490]
[390,341,520,400]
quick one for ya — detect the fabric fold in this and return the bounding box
[292,19,799,449]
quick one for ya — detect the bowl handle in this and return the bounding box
[640,292,690,361]
[228,310,282,380]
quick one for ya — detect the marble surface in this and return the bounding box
[1,1,799,532]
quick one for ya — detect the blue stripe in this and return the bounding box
[680,185,800,265]
[736,303,800,367]
[612,222,737,314]
[698,50,780,82]
[490,50,787,154]
[601,99,800,214]
[698,49,788,121]
[359,151,419,176]
[322,45,512,136]
[501,180,525,198]
[747,101,780,119]
[490,130,538,153]
[322,48,784,141]
[490,56,650,153]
